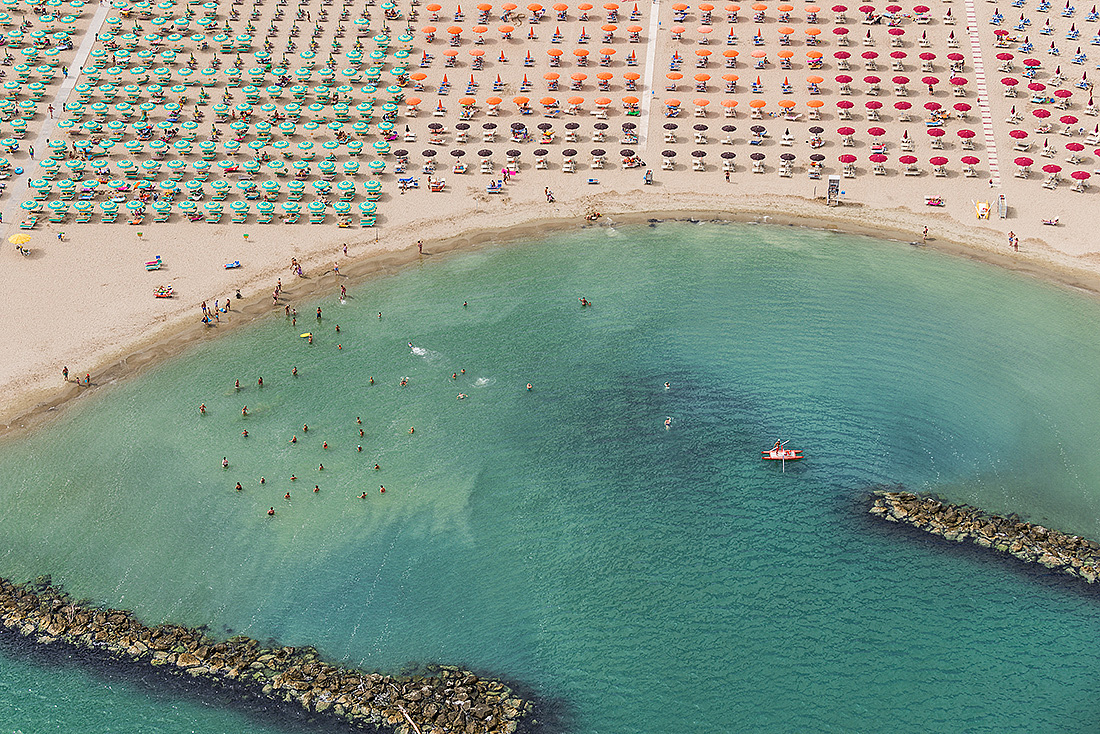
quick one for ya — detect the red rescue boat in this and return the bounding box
[762,439,802,462]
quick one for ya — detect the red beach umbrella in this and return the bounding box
[836,100,854,109]
[899,155,917,164]
[957,129,975,138]
[929,156,948,165]
[1066,142,1085,151]
[1014,157,1033,166]
[1027,82,1046,92]
[1009,129,1028,139]
[864,75,881,84]
[836,74,853,83]
[1042,163,1062,173]
[927,128,945,137]
[869,153,888,162]
[1071,170,1091,180]
[1060,115,1079,125]
[924,101,941,110]
[894,101,911,110]
[839,154,856,162]
[1054,89,1073,99]
[996,52,1014,61]
[867,126,886,136]
[921,76,939,86]
[961,155,980,165]
[1032,108,1050,118]
[953,103,971,113]
[837,126,856,134]
[1000,77,1018,86]
[866,100,883,109]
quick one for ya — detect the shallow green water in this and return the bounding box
[3,222,1100,732]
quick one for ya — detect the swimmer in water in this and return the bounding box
[400,378,408,387]
[290,475,297,481]
[452,373,458,380]
[664,417,672,430]
[314,485,320,493]
[222,457,229,468]
[242,430,248,437]
[408,342,413,349]
[409,427,415,434]
[199,403,206,414]
[457,393,467,399]
[460,369,465,375]
[292,367,298,376]
[307,335,313,344]
[665,382,671,390]
[291,435,297,443]
[359,492,368,499]
[318,463,324,471]
[359,428,364,437]
[374,463,380,470]
[242,406,248,416]
[285,492,291,499]
[357,417,362,424]
[260,477,265,484]
[380,485,386,493]
[258,377,263,387]
[303,424,308,432]
[268,507,275,515]
[463,301,468,307]
[235,482,242,491]
[335,324,340,333]
[323,442,328,449]
[357,445,362,452]
[527,383,533,390]
[235,379,240,390]
[369,376,374,385]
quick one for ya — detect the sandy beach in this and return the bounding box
[2,0,1099,432]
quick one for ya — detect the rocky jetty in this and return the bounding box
[869,490,1100,583]
[0,575,531,733]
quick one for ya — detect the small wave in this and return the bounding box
[473,377,493,388]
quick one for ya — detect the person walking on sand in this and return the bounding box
[1008,231,1016,251]
[922,226,928,243]
[417,240,423,253]
[62,366,68,381]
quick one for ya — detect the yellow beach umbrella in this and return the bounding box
[8,233,31,245]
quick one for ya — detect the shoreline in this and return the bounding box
[5,196,1100,441]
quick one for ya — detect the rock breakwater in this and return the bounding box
[869,490,1100,584]
[0,575,531,734]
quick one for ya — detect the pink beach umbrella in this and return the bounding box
[1071,170,1091,181]
[836,74,853,83]
[836,100,854,110]
[929,156,948,166]
[899,155,917,164]
[913,4,929,11]
[1014,156,1033,166]
[864,75,881,85]
[954,102,971,114]
[862,51,878,60]
[1060,115,1079,125]
[924,101,942,111]
[947,53,965,64]
[961,155,980,165]
[888,27,904,37]
[1042,163,1062,175]
[919,52,936,61]
[1054,89,1073,100]
[1066,142,1085,152]
[1009,129,1029,139]
[1033,108,1051,118]
[833,27,849,35]
[868,126,886,136]
[869,153,888,162]
[927,127,945,139]
[839,153,857,163]
[891,51,907,60]
[996,52,1014,61]
[950,77,967,87]
[893,75,910,85]
[866,100,883,110]
[957,129,975,140]
[834,51,851,60]
[1023,58,1041,68]
[1000,77,1018,87]
[837,126,856,135]
[922,76,939,87]
[1028,82,1046,92]
[894,100,911,111]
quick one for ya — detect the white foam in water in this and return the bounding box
[473,377,492,388]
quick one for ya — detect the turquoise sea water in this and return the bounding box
[3,222,1100,732]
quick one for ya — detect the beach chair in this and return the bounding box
[752,160,765,173]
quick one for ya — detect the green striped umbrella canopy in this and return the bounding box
[140,159,160,171]
[248,140,266,152]
[115,160,135,171]
[364,179,382,192]
[255,120,272,133]
[193,163,213,175]
[353,17,369,29]
[199,141,217,152]
[79,178,99,189]
[203,201,222,213]
[153,202,172,212]
[148,140,167,153]
[56,178,76,190]
[89,101,109,115]
[281,201,300,213]
[265,84,283,97]
[266,160,285,172]
[124,139,143,153]
[257,201,275,213]
[223,140,241,152]
[346,51,363,64]
[114,101,132,115]
[20,200,41,211]
[377,121,395,133]
[311,180,331,193]
[168,85,187,96]
[272,140,290,151]
[255,52,271,64]
[177,201,197,213]
[372,140,390,154]
[292,160,311,172]
[184,179,204,191]
[156,121,175,131]
[97,139,117,152]
[358,201,377,214]
[307,200,326,213]
[302,121,320,134]
[212,103,229,116]
[381,102,398,113]
[106,65,124,77]
[231,200,249,212]
[1,81,18,96]
[327,121,344,133]
[242,85,259,97]
[307,102,325,117]
[318,160,336,173]
[99,201,118,212]
[369,50,385,63]
[29,178,48,189]
[65,159,85,172]
[352,122,369,136]
[278,121,296,135]
[235,33,251,47]
[159,50,176,63]
[48,200,68,211]
[106,120,126,134]
[48,140,67,151]
[139,102,156,113]
[242,160,261,173]
[64,101,82,114]
[341,68,360,80]
[347,140,364,154]
[107,179,127,189]
[287,179,305,191]
[136,49,155,60]
[163,102,180,114]
[334,201,352,215]
[368,159,386,171]
[210,179,230,191]
[196,17,214,29]
[322,140,339,152]
[0,137,17,148]
[39,158,58,173]
[235,103,252,114]
[300,50,316,62]
[17,101,36,115]
[235,180,255,192]
[342,161,359,174]
[57,119,75,132]
[74,201,94,212]
[297,141,314,153]
[180,120,199,134]
[125,199,144,211]
[165,159,186,171]
[159,179,178,190]
[261,180,280,192]
[176,67,194,81]
[336,180,355,192]
[217,159,237,170]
